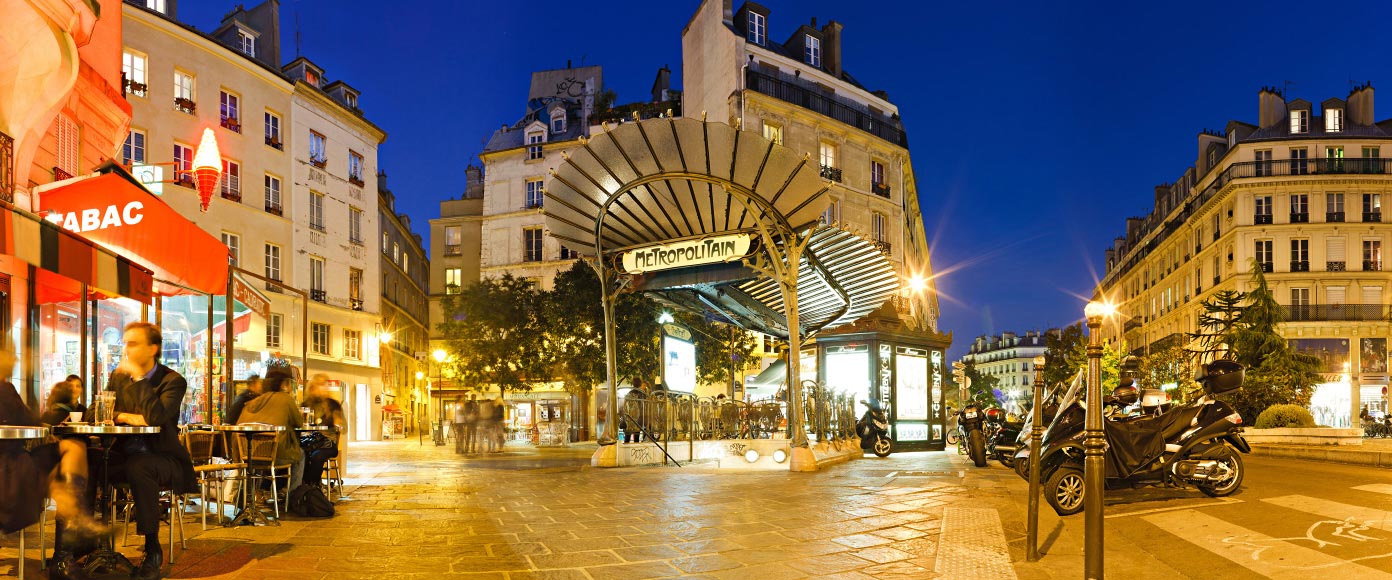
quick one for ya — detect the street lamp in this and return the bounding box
[1026,353,1047,561]
[1082,300,1115,579]
[431,349,448,445]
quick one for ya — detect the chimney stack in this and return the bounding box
[1257,87,1287,129]
[821,20,844,77]
[1348,83,1375,126]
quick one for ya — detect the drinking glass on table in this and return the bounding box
[97,392,116,424]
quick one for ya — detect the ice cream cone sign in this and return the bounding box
[192,128,222,212]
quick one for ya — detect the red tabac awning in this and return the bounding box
[192,310,252,341]
[36,167,229,296]
[0,206,154,304]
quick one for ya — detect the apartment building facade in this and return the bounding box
[958,331,1050,411]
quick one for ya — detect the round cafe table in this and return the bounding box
[50,424,160,576]
[1,426,48,579]
[213,424,286,526]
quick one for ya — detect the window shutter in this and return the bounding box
[1362,286,1383,306]
[54,113,79,176]
[1328,237,1346,261]
[1327,286,1346,305]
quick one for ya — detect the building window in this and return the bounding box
[310,257,325,293]
[444,226,462,256]
[144,0,166,13]
[526,132,543,160]
[221,232,240,266]
[172,143,193,186]
[525,179,544,208]
[560,246,579,260]
[174,72,194,111]
[122,50,147,97]
[1328,192,1345,222]
[524,228,543,262]
[871,161,885,186]
[445,268,462,294]
[551,111,565,134]
[1254,195,1272,224]
[1326,108,1343,133]
[311,323,330,356]
[266,313,282,349]
[1365,193,1382,222]
[1255,239,1273,272]
[1327,146,1345,172]
[1290,109,1308,134]
[1290,288,1311,320]
[264,174,281,214]
[1254,150,1272,176]
[403,253,410,274]
[343,330,361,360]
[747,11,766,45]
[819,142,838,168]
[349,208,363,244]
[805,35,821,67]
[309,131,326,165]
[122,130,145,166]
[309,192,325,231]
[1290,238,1309,271]
[1289,147,1308,175]
[304,69,319,87]
[762,122,783,145]
[392,242,400,264]
[1364,146,1380,159]
[382,231,389,254]
[264,112,281,148]
[52,114,78,178]
[264,243,281,281]
[238,30,255,57]
[348,150,364,183]
[219,90,240,132]
[1289,193,1308,222]
[1366,240,1383,271]
[822,199,841,224]
[872,211,887,243]
[221,160,240,200]
[1327,236,1347,271]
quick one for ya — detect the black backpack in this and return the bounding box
[288,483,334,518]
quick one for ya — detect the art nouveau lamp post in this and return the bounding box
[1082,300,1115,579]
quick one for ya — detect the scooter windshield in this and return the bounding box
[1054,371,1086,417]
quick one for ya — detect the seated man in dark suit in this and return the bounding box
[107,322,197,580]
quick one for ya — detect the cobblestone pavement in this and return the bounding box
[4,438,1037,579]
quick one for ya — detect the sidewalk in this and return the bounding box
[1250,437,1392,468]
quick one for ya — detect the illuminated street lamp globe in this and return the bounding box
[1083,300,1116,323]
[432,349,447,363]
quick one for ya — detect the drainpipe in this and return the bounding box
[741,55,754,130]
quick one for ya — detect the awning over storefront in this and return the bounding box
[35,164,229,296]
[0,204,154,303]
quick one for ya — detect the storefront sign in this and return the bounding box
[232,277,271,319]
[662,323,691,341]
[620,233,752,273]
[45,201,144,233]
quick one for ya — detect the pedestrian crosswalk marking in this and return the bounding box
[1262,495,1392,533]
[1142,509,1392,578]
[1105,497,1243,519]
[1353,484,1392,496]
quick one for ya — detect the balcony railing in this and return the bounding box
[174,98,196,114]
[1364,212,1382,222]
[311,289,327,303]
[873,240,892,255]
[1365,260,1383,271]
[1290,212,1309,223]
[444,245,462,257]
[1290,260,1309,272]
[1328,261,1346,271]
[350,298,364,311]
[348,175,365,187]
[265,135,283,150]
[221,190,241,203]
[1254,214,1273,225]
[265,202,282,216]
[871,182,890,198]
[349,236,364,246]
[820,165,842,183]
[310,222,325,233]
[1259,262,1273,273]
[1284,304,1392,322]
[1328,211,1346,222]
[220,116,241,133]
[0,131,11,203]
[309,155,327,169]
[745,69,908,147]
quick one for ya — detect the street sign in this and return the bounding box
[620,233,753,273]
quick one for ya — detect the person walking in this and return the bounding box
[461,394,479,454]
[451,397,467,454]
[477,396,496,453]
[490,397,505,451]
[300,374,345,486]
[623,380,649,443]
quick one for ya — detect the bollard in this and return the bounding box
[1026,370,1045,561]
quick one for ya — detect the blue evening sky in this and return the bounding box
[177,0,1392,361]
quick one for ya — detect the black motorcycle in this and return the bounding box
[957,402,988,467]
[857,400,893,457]
[985,408,1023,468]
[1037,360,1250,516]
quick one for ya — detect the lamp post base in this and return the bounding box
[591,443,619,468]
[788,446,818,472]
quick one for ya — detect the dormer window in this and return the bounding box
[805,35,821,67]
[145,0,166,14]
[1227,131,1236,147]
[551,110,565,134]
[526,131,544,160]
[344,92,357,109]
[238,31,255,57]
[304,69,320,87]
[747,11,766,45]
[1327,108,1344,132]
[1290,109,1309,134]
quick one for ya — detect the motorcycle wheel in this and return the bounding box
[1014,455,1030,480]
[1046,466,1086,516]
[872,435,893,457]
[1197,446,1245,498]
[968,430,987,467]
[947,429,961,446]
[997,453,1015,469]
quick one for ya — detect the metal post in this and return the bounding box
[598,270,619,445]
[1084,311,1106,579]
[206,296,214,421]
[1026,355,1046,562]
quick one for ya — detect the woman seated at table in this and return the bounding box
[238,369,305,491]
[301,374,345,486]
[0,346,105,579]
[41,380,84,425]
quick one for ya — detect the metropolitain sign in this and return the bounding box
[620,233,753,274]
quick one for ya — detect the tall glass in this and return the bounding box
[96,392,116,424]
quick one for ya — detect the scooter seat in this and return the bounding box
[1160,406,1203,441]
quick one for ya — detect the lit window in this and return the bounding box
[123,130,146,165]
[344,330,361,359]
[264,243,281,281]
[805,35,821,67]
[238,31,256,57]
[1326,108,1343,133]
[526,132,544,160]
[264,174,281,213]
[310,257,325,292]
[1290,109,1309,134]
[266,313,282,349]
[871,161,885,185]
[264,111,281,147]
[311,323,330,355]
[122,51,147,96]
[144,0,166,13]
[747,11,766,45]
[349,150,364,182]
[525,179,544,208]
[309,131,326,164]
[174,72,194,107]
[445,268,462,294]
[762,122,783,145]
[221,160,240,199]
[524,228,543,262]
[819,142,837,168]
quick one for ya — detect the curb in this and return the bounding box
[1251,444,1392,468]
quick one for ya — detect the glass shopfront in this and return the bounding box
[813,333,949,452]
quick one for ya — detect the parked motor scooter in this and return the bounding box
[986,408,1023,468]
[957,402,988,467]
[856,400,893,457]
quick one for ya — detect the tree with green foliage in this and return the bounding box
[436,274,552,395]
[671,311,760,390]
[1042,323,1086,388]
[1137,342,1199,402]
[1221,260,1322,421]
[544,262,661,391]
[1190,289,1246,362]
[961,360,1001,408]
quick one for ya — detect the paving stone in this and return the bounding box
[529,549,623,569]
[832,533,895,549]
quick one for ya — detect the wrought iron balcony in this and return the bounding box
[174,98,196,114]
[1289,212,1309,223]
[873,241,892,255]
[1365,212,1382,223]
[349,236,364,246]
[1290,260,1309,272]
[311,289,327,303]
[871,182,890,198]
[221,190,241,203]
[444,245,462,256]
[265,135,283,150]
[820,165,842,183]
[1327,211,1345,222]
[310,155,327,169]
[348,175,365,187]
[1328,261,1346,271]
[0,131,11,203]
[1259,262,1273,273]
[351,298,364,311]
[310,222,325,233]
[220,116,241,133]
[1254,214,1273,225]
[745,69,908,147]
[1284,304,1391,322]
[1365,260,1383,271]
[265,202,282,216]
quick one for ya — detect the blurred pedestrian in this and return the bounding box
[462,393,479,454]
[239,369,305,492]
[490,397,505,451]
[477,396,496,452]
[65,374,88,416]
[302,374,346,480]
[226,373,263,424]
[451,396,467,454]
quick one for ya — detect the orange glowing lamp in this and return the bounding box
[191,128,222,212]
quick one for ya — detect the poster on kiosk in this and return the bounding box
[662,323,696,393]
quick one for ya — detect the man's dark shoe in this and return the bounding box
[130,549,162,580]
[49,551,91,580]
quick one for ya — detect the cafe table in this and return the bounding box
[212,424,287,526]
[1,426,48,578]
[50,424,160,575]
